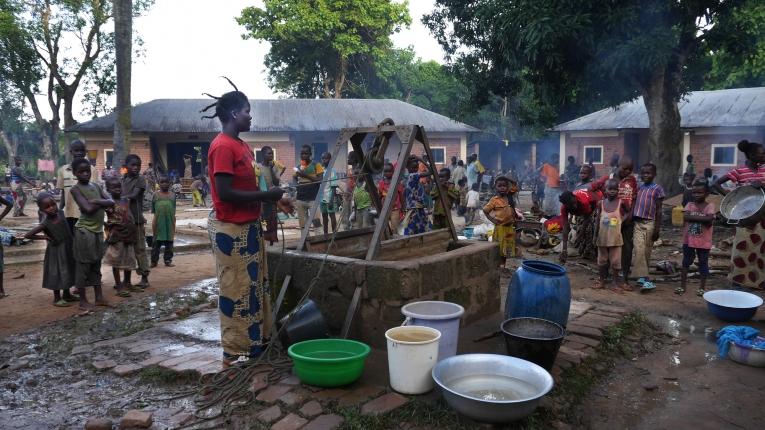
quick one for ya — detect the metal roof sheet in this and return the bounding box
[68,98,479,133]
[553,87,765,131]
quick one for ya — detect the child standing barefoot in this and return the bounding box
[483,176,517,269]
[403,155,430,235]
[23,193,77,306]
[122,154,151,288]
[595,179,630,292]
[466,182,480,224]
[0,194,11,299]
[678,180,715,296]
[103,177,137,297]
[151,176,176,267]
[377,162,404,233]
[353,174,372,229]
[631,163,665,291]
[319,152,339,235]
[70,158,114,311]
[431,168,460,230]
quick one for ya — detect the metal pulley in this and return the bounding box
[364,118,395,173]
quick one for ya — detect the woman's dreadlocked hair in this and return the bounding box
[200,76,249,123]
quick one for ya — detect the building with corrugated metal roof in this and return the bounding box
[67,98,479,180]
[552,87,765,177]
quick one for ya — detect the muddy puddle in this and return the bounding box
[580,311,765,430]
[0,278,221,429]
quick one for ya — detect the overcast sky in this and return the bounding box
[37,0,446,122]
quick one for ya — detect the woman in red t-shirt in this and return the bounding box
[202,86,292,365]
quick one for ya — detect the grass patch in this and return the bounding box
[549,311,654,424]
[139,366,199,386]
[325,397,546,430]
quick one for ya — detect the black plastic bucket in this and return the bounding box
[500,317,565,371]
[278,299,330,347]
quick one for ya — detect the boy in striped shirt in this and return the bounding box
[631,163,665,290]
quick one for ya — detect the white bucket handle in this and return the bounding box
[401,316,412,326]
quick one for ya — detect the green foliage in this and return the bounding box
[425,0,759,123]
[0,0,44,102]
[704,0,765,89]
[347,47,465,116]
[0,74,43,163]
[1,0,153,125]
[238,0,410,98]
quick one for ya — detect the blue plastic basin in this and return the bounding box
[703,290,763,322]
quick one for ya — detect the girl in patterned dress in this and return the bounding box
[103,176,137,297]
[483,176,518,268]
[23,193,77,306]
[403,155,430,235]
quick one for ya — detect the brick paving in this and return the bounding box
[73,301,628,428]
[303,414,344,430]
[551,303,630,384]
[271,413,308,430]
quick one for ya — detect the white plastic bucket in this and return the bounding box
[385,325,441,394]
[401,301,464,360]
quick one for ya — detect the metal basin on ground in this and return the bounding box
[431,353,553,423]
[703,290,763,322]
[728,337,765,367]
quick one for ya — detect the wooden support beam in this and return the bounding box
[419,127,459,242]
[364,126,416,261]
[272,129,351,330]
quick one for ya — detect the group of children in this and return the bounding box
[585,159,713,295]
[6,141,178,311]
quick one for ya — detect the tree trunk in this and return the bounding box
[333,56,346,99]
[641,70,682,195]
[62,89,77,129]
[0,130,17,165]
[113,0,133,169]
[21,89,57,162]
[322,74,331,98]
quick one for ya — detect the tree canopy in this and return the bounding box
[0,0,152,161]
[238,0,410,98]
[425,0,763,191]
[703,1,765,89]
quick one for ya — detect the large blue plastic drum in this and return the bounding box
[505,260,571,328]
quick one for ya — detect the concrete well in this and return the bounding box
[267,240,501,349]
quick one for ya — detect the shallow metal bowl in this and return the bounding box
[431,353,553,423]
[728,337,765,367]
[720,185,765,225]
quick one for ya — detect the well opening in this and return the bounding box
[267,236,500,348]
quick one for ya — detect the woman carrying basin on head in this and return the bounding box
[202,80,293,366]
[713,140,765,290]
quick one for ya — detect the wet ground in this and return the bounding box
[0,279,219,429]
[2,197,764,429]
[579,308,765,430]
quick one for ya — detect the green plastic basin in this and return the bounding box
[287,339,371,387]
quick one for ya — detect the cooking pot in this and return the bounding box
[720,185,765,227]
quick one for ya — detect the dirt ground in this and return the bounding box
[1,194,764,428]
[544,245,765,430]
[0,250,216,337]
